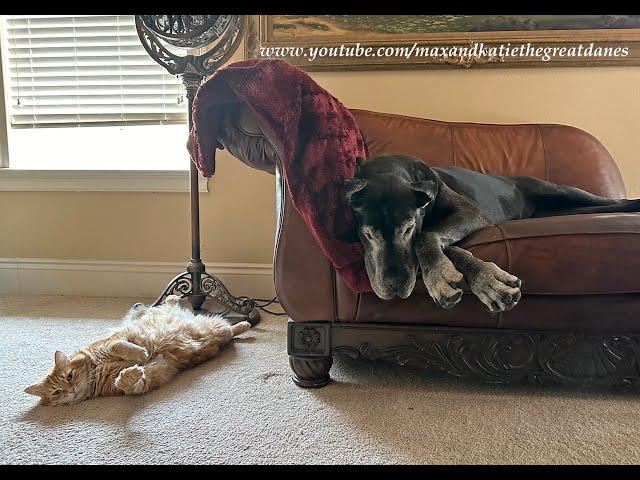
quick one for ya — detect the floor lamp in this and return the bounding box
[135,15,260,325]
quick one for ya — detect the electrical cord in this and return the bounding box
[205,297,288,321]
[250,296,288,316]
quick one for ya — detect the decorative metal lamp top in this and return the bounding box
[135,15,244,76]
[139,15,234,49]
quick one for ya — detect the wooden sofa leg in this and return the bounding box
[289,355,333,388]
[287,320,332,388]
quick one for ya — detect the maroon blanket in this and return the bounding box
[188,58,373,292]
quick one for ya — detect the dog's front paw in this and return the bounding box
[115,365,146,393]
[423,262,464,309]
[469,263,522,313]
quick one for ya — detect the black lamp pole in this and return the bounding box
[135,15,259,324]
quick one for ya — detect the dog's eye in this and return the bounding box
[66,372,73,382]
[403,225,415,236]
[52,389,62,396]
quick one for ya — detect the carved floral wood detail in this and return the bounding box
[332,333,640,387]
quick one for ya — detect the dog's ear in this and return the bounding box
[344,178,368,204]
[410,180,437,208]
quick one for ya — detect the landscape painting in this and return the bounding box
[245,15,640,70]
[269,15,640,37]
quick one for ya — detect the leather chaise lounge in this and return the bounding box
[219,105,640,389]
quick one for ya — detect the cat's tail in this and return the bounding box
[231,321,251,337]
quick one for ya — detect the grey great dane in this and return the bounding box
[345,155,640,312]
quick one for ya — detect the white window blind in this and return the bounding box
[1,15,187,128]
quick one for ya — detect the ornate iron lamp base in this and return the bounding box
[134,16,257,326]
[151,260,261,326]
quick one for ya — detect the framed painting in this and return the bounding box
[245,15,640,70]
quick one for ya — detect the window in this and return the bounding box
[0,15,190,171]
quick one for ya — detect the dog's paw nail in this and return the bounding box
[434,289,463,309]
[507,278,522,289]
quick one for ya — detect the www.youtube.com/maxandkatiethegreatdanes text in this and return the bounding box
[259,41,630,63]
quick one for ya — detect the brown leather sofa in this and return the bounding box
[220,106,640,389]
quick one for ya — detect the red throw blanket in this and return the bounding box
[188,58,372,292]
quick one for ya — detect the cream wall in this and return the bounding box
[1,59,639,265]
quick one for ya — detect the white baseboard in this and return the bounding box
[0,258,275,300]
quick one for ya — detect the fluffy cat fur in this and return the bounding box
[24,295,251,405]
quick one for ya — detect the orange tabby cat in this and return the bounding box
[24,295,250,405]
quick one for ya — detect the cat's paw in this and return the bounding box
[165,295,181,306]
[232,321,251,336]
[131,346,149,364]
[114,365,146,393]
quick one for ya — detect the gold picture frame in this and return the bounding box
[245,15,640,70]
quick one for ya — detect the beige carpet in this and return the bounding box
[2,295,640,465]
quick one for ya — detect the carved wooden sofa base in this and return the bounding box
[287,320,640,389]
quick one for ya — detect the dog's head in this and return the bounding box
[345,155,437,300]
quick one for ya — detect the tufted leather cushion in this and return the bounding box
[341,212,640,332]
[351,109,626,198]
[462,213,640,296]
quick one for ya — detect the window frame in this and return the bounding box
[0,15,207,193]
[0,32,9,168]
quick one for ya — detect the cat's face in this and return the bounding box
[25,351,92,406]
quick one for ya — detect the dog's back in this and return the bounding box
[433,166,534,223]
[361,154,639,224]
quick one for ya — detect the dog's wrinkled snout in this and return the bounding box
[385,279,401,297]
[379,274,415,300]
